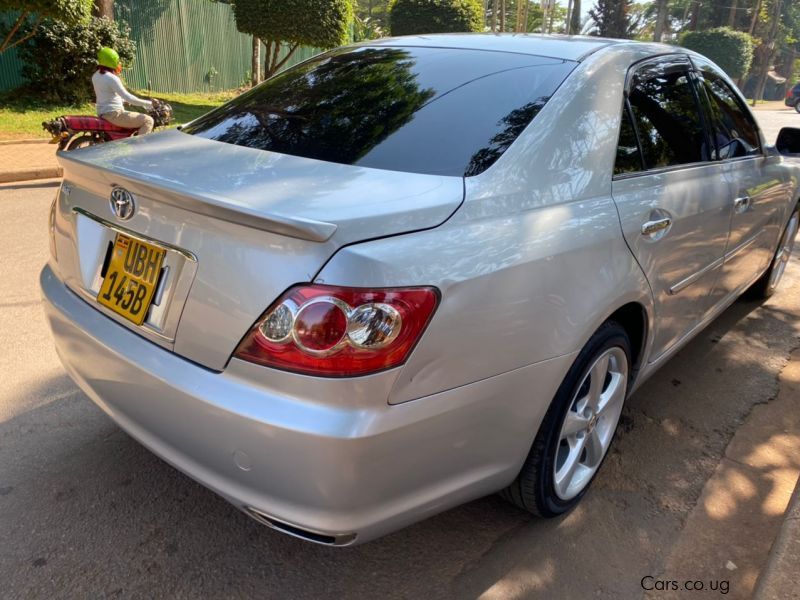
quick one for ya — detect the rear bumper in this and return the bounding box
[41,264,573,544]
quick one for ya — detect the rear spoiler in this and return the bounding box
[57,152,338,243]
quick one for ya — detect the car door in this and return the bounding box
[691,58,787,298]
[611,55,733,362]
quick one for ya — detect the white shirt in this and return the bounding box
[92,70,152,115]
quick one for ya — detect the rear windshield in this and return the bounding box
[182,46,575,177]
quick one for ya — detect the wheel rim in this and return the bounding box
[553,346,628,501]
[768,212,799,292]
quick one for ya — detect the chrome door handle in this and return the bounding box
[641,217,672,236]
[734,196,751,213]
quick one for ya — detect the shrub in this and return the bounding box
[16,16,135,104]
[389,0,483,36]
[679,27,754,80]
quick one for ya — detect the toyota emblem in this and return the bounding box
[110,186,135,221]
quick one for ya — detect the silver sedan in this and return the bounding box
[41,34,800,545]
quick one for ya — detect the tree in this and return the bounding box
[589,0,634,38]
[92,0,112,18]
[390,0,483,36]
[0,0,92,53]
[568,0,582,33]
[653,0,667,41]
[751,0,783,103]
[232,0,353,79]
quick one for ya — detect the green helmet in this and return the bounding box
[97,47,120,69]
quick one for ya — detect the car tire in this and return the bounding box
[750,206,800,299]
[795,101,800,114]
[501,321,631,517]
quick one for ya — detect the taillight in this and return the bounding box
[233,285,439,377]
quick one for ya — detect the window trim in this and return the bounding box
[613,53,718,181]
[613,97,645,176]
[688,59,765,160]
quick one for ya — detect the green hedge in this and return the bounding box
[680,27,754,79]
[389,0,483,36]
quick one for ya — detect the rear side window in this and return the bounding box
[182,46,575,177]
[628,60,709,170]
[614,101,643,175]
[696,70,761,159]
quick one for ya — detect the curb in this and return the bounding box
[753,477,800,599]
[0,138,49,145]
[0,166,63,184]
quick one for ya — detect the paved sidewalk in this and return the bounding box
[0,140,61,183]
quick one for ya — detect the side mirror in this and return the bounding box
[776,127,800,155]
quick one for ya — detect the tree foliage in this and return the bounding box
[389,0,483,36]
[680,27,754,78]
[232,0,353,77]
[588,0,635,38]
[17,16,135,103]
[0,0,92,53]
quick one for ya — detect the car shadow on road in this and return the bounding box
[2,263,799,599]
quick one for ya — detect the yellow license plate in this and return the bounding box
[97,234,166,326]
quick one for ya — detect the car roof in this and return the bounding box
[360,33,630,62]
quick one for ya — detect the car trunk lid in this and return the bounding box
[54,130,463,370]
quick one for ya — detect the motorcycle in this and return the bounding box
[42,100,173,151]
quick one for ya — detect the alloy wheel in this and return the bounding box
[768,212,799,293]
[553,346,628,501]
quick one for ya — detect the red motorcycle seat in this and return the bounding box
[62,115,137,133]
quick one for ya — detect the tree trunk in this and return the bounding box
[727,0,738,27]
[523,0,530,32]
[251,37,261,87]
[749,0,762,35]
[566,0,574,33]
[752,0,784,105]
[653,0,668,41]
[93,0,114,19]
[515,0,523,32]
[500,0,506,32]
[689,0,700,31]
[491,0,498,31]
[570,0,582,34]
[263,41,272,80]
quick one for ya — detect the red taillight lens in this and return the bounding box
[233,285,439,377]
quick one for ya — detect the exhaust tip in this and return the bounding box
[244,507,357,547]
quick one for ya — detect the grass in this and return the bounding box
[0,89,236,140]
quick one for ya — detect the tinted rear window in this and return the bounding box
[182,46,575,177]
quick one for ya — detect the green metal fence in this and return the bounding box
[0,13,26,92]
[0,0,320,94]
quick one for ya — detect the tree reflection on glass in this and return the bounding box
[185,48,435,165]
[185,46,574,177]
[464,98,548,177]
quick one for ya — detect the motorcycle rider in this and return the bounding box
[92,47,154,135]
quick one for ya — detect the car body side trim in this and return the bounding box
[668,257,724,295]
[723,228,766,262]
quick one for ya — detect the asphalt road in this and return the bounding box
[2,109,800,599]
